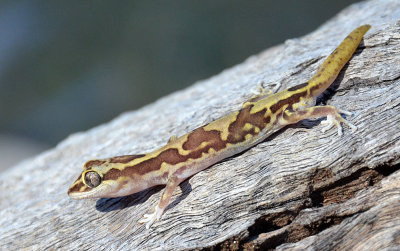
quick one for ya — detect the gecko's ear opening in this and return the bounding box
[83,171,102,188]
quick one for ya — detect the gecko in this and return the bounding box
[68,25,370,229]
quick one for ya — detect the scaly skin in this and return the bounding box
[68,25,370,229]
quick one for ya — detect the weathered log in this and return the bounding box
[1,0,400,250]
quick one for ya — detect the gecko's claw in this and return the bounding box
[343,121,357,133]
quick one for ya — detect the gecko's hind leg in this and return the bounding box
[281,105,357,136]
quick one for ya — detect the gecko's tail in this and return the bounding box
[308,24,371,97]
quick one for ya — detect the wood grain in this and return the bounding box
[1,0,400,250]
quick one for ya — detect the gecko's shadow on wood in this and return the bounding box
[95,179,192,213]
[95,186,162,213]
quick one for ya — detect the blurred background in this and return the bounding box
[0,0,359,172]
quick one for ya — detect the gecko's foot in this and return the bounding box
[139,212,157,229]
[138,205,163,229]
[321,113,357,136]
[321,115,341,135]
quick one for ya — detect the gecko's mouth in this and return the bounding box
[68,191,89,200]
[68,187,106,199]
[67,181,111,199]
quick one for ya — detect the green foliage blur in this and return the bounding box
[0,0,358,145]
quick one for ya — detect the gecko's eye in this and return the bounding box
[84,171,102,188]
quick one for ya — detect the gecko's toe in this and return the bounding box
[139,213,157,229]
[321,115,335,133]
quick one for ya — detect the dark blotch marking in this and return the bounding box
[226,106,251,142]
[264,116,271,124]
[226,105,268,144]
[183,128,226,159]
[287,82,309,92]
[270,99,286,114]
[186,138,225,159]
[270,91,307,114]
[84,160,106,169]
[109,154,145,164]
[183,128,225,151]
[103,168,124,181]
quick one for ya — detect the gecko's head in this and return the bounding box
[67,155,147,199]
[67,159,115,199]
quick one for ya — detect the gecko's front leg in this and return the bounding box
[139,175,181,229]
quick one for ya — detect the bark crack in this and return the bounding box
[200,162,400,251]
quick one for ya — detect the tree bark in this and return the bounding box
[1,0,400,250]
